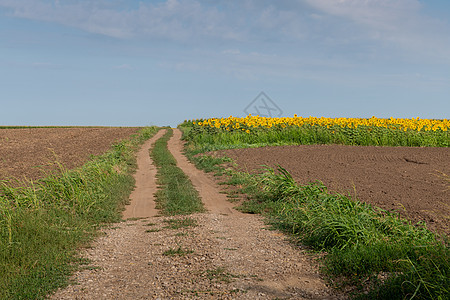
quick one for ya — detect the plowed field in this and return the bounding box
[218,145,450,235]
[0,127,139,182]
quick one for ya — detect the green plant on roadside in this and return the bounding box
[202,267,239,283]
[187,154,232,175]
[175,232,190,237]
[163,246,194,257]
[237,165,449,299]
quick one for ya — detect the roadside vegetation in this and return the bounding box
[0,126,159,299]
[179,118,450,300]
[151,128,204,215]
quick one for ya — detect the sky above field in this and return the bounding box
[1,0,449,126]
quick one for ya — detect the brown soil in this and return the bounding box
[216,145,450,235]
[51,129,344,299]
[0,127,140,182]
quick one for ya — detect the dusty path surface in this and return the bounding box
[51,129,341,299]
[217,145,450,235]
[123,129,166,219]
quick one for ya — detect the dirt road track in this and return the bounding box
[168,129,236,215]
[123,129,166,219]
[51,129,342,299]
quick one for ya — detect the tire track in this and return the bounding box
[123,129,166,219]
[167,128,236,215]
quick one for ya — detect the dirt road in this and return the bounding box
[51,129,341,299]
[123,129,166,219]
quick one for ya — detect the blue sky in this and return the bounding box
[1,0,449,126]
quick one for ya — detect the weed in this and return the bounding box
[175,232,189,237]
[202,267,239,283]
[163,246,194,257]
[126,217,147,221]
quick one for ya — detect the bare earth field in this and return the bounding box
[217,145,450,235]
[0,127,140,182]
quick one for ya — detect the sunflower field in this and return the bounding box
[182,115,449,150]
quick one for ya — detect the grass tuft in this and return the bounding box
[163,246,194,257]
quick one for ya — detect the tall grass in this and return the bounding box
[0,126,158,299]
[256,166,449,299]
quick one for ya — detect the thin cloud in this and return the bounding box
[0,0,239,41]
[1,0,449,69]
[303,0,422,28]
[113,64,133,70]
[302,0,450,62]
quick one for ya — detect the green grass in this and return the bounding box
[187,154,232,174]
[126,217,148,221]
[0,126,159,299]
[162,246,194,257]
[201,267,239,283]
[179,125,450,300]
[151,128,204,215]
[175,232,190,237]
